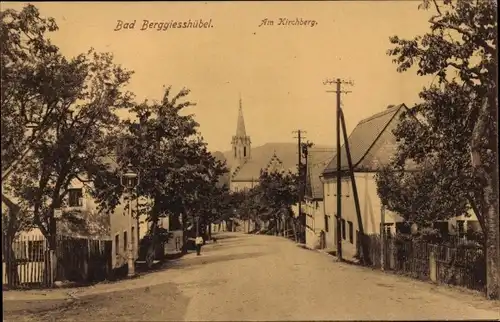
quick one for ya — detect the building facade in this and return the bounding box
[321,104,480,261]
[303,148,335,250]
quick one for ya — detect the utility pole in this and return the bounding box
[339,108,369,265]
[325,77,353,261]
[293,129,307,241]
[381,205,386,271]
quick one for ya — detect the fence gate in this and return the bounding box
[2,235,52,288]
[3,235,113,289]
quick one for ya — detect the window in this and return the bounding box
[115,234,120,255]
[68,188,83,207]
[324,215,329,232]
[433,221,449,237]
[396,222,412,235]
[169,214,182,230]
[244,147,247,157]
[385,224,393,238]
[341,219,346,240]
[123,231,128,252]
[348,221,354,244]
[234,147,237,158]
[131,226,135,249]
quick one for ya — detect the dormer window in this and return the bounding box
[68,188,83,207]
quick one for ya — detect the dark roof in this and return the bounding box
[223,143,298,179]
[322,104,407,175]
[305,148,335,200]
[225,143,334,182]
[235,98,247,137]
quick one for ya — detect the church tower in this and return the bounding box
[231,96,251,165]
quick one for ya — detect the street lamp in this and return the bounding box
[120,163,139,278]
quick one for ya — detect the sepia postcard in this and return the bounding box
[1,1,499,321]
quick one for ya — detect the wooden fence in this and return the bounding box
[357,233,486,292]
[2,234,112,288]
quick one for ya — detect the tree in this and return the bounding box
[2,4,134,283]
[253,169,299,239]
[377,0,498,299]
[5,46,133,277]
[93,86,228,265]
[1,188,33,287]
[197,184,233,239]
[1,4,61,177]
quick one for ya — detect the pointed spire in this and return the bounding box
[235,94,247,137]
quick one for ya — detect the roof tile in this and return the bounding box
[306,148,335,200]
[323,104,406,175]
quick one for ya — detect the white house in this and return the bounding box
[320,104,480,261]
[303,148,335,250]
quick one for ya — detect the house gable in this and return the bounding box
[265,152,285,173]
[322,104,407,177]
[305,149,335,200]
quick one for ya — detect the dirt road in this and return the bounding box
[3,233,499,321]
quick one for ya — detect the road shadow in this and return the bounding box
[3,281,191,321]
[163,251,267,271]
[211,233,254,240]
[208,243,271,252]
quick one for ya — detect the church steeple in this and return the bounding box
[231,95,251,165]
[236,95,247,137]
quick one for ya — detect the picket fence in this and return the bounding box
[2,234,112,288]
[357,233,486,292]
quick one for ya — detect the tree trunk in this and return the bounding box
[181,213,188,254]
[146,218,158,269]
[284,216,287,237]
[3,234,20,287]
[471,96,499,300]
[44,215,58,287]
[484,170,499,300]
[291,217,298,242]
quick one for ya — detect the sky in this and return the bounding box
[5,1,435,153]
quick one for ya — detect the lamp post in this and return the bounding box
[120,163,139,278]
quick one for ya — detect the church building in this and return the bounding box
[214,97,300,192]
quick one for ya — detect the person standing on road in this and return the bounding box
[195,234,204,256]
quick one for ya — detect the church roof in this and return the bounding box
[215,142,335,183]
[230,143,299,181]
[235,96,247,138]
[322,104,407,175]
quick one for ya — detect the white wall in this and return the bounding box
[13,177,103,240]
[322,179,338,251]
[323,173,405,260]
[230,180,257,192]
[323,172,482,261]
[303,199,325,249]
